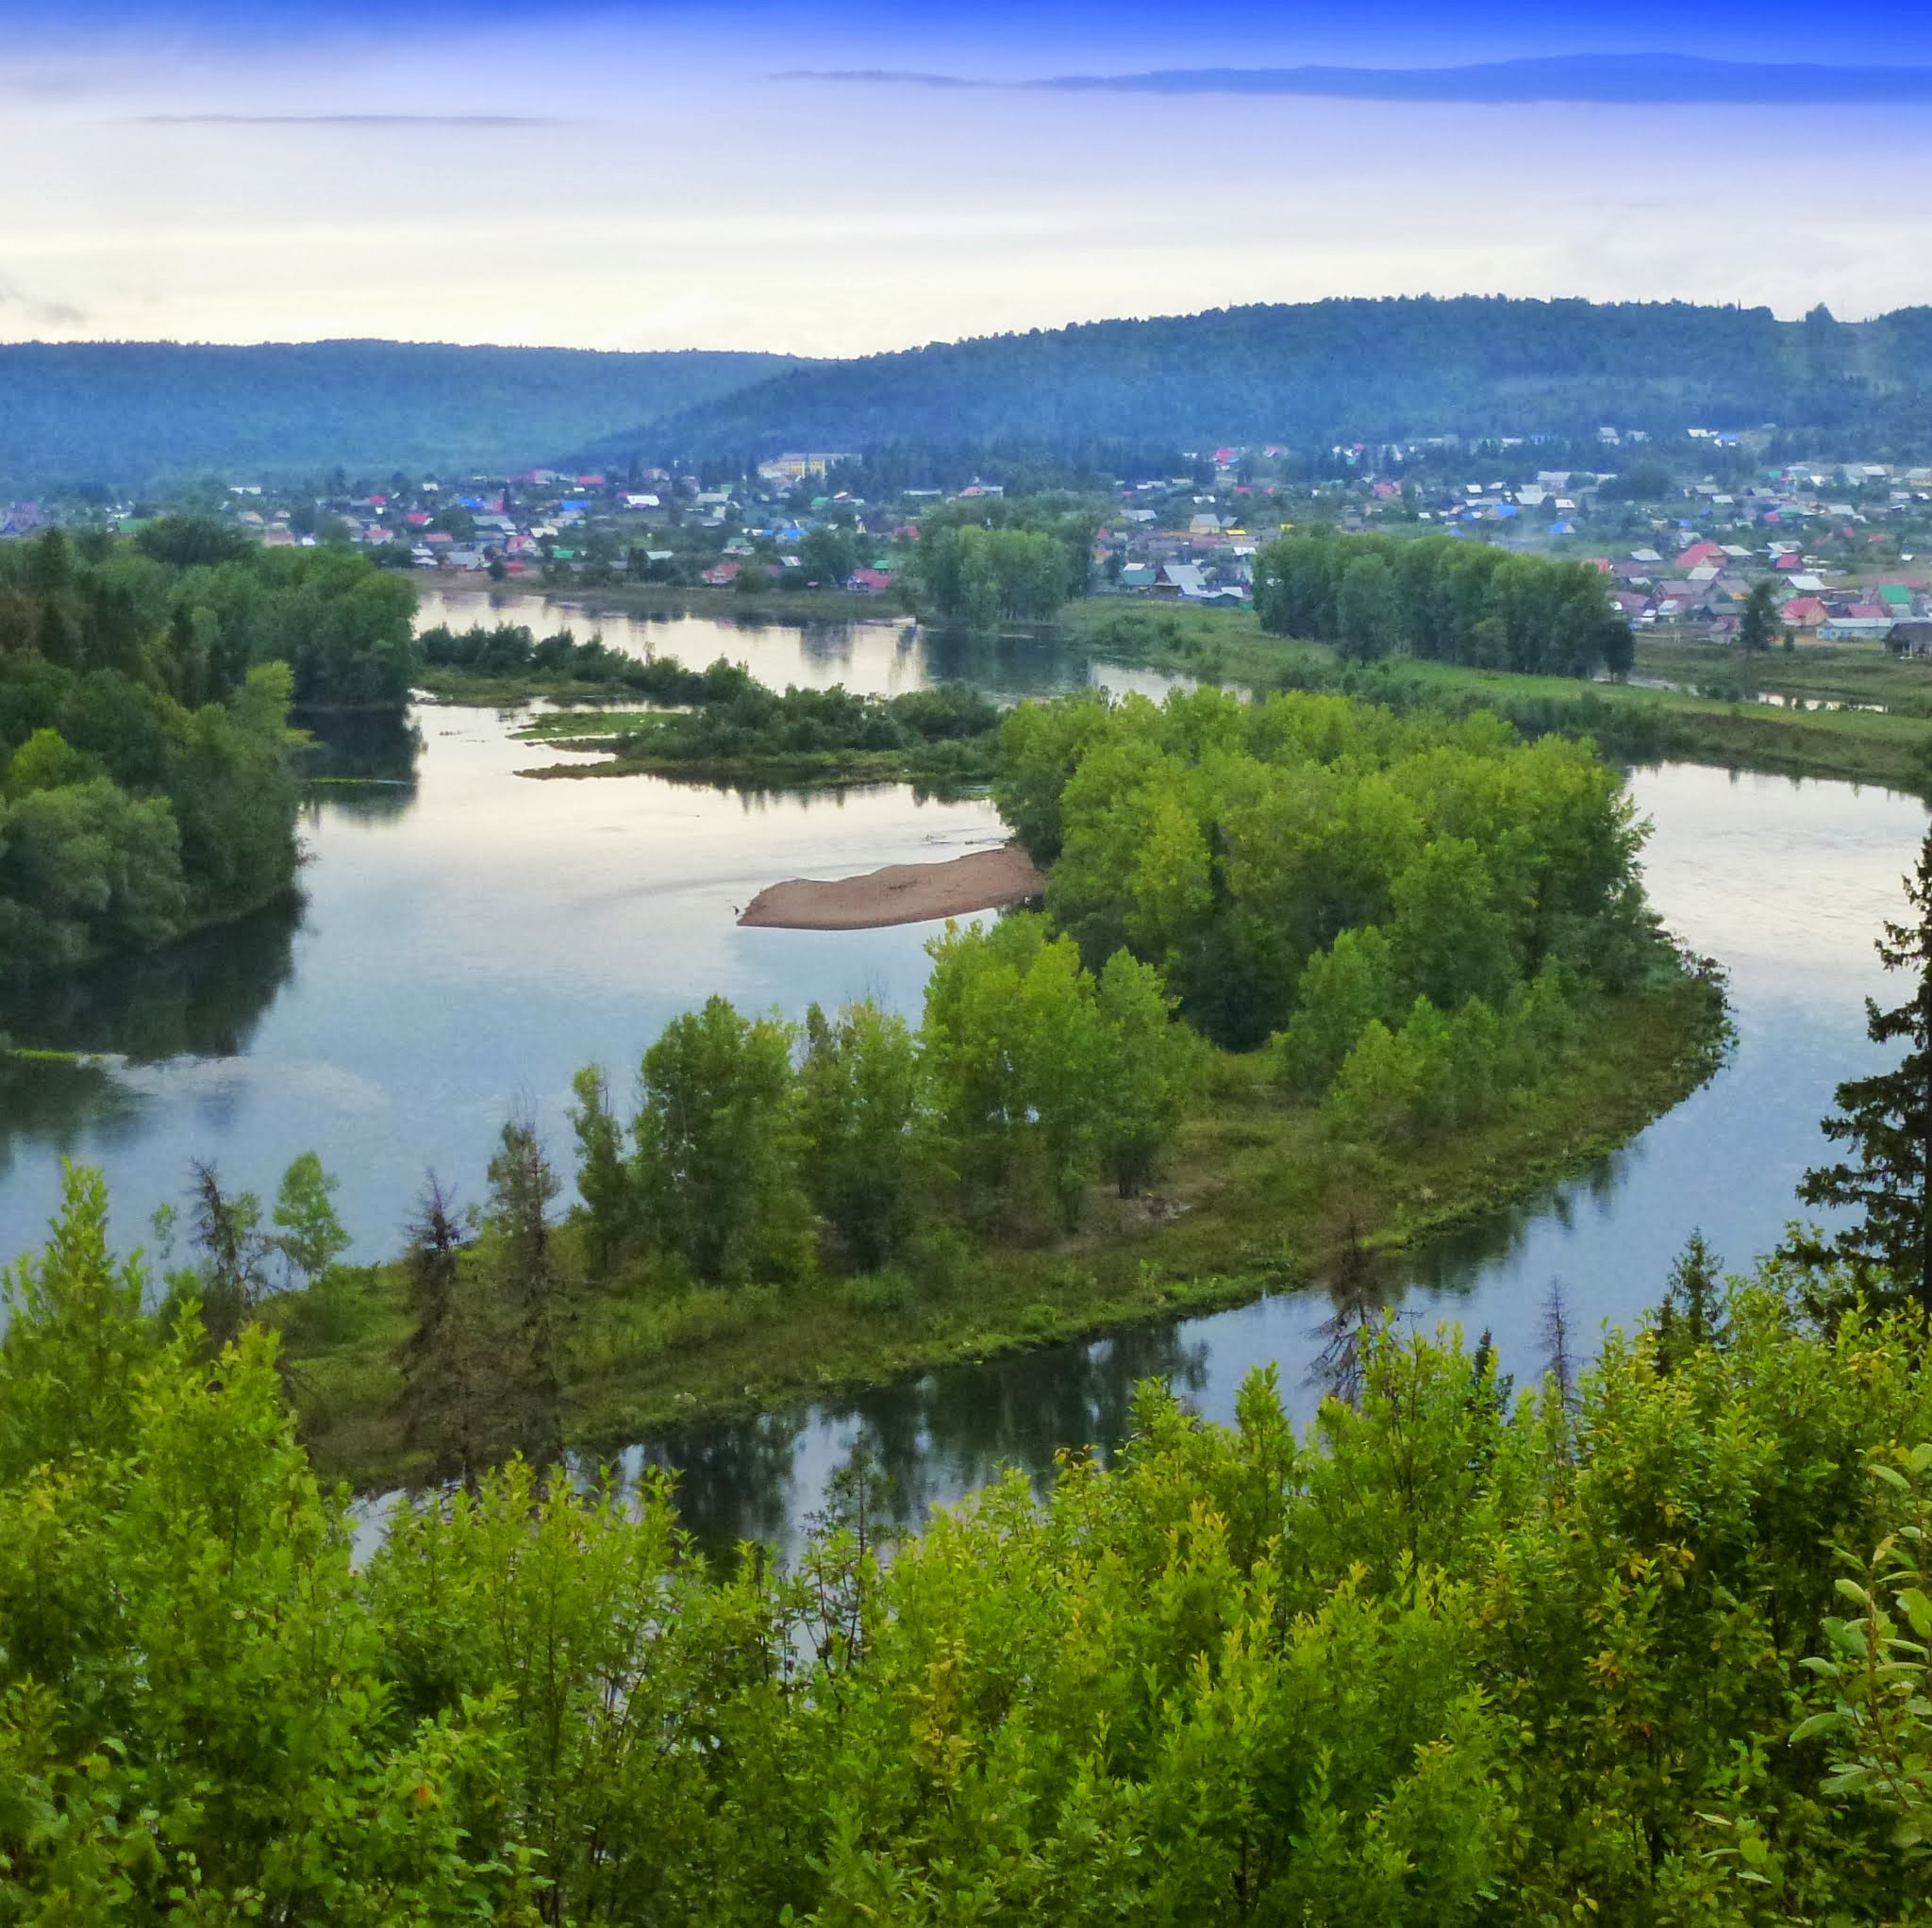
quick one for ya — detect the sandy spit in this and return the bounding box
[738,845,1046,931]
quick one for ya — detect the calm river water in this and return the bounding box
[0,591,1922,1556]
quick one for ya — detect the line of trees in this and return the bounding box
[1254,530,1635,678]
[561,915,1196,1293]
[3,1158,1931,1920]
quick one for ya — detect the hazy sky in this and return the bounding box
[5,2,1932,355]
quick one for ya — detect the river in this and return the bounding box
[0,591,1923,1557]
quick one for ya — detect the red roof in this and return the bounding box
[1674,541,1724,569]
[1782,596,1828,625]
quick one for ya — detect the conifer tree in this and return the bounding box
[397,1174,487,1488]
[487,1115,566,1469]
[1793,832,1932,1319]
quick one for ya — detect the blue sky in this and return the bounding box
[4,4,1931,352]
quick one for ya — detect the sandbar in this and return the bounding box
[738,845,1045,931]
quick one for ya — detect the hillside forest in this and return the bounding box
[601,295,1932,468]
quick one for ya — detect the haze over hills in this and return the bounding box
[588,297,1932,466]
[0,341,807,492]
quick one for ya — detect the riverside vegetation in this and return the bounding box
[193,682,1727,1481]
[27,621,1932,1924]
[4,1160,1931,1920]
[1070,596,1932,794]
[0,523,416,977]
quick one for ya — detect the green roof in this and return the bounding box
[1880,584,1913,606]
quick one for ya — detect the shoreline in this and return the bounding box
[738,845,1045,930]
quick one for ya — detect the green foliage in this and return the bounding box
[1800,1443,1932,1857]
[800,1000,922,1269]
[1793,829,1932,1319]
[8,1171,1932,1921]
[1256,530,1635,679]
[999,683,1648,1054]
[271,1150,350,1288]
[569,1064,634,1276]
[911,498,1091,629]
[568,938,1195,1279]
[633,996,813,1283]
[0,1161,154,1485]
[1740,576,1781,653]
[0,529,416,973]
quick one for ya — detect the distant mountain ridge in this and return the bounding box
[15,298,1932,493]
[0,341,807,491]
[583,297,1932,464]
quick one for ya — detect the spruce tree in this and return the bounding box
[487,1115,566,1470]
[1793,832,1932,1318]
[398,1174,487,1488]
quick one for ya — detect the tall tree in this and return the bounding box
[270,1151,349,1288]
[798,1001,921,1271]
[1737,577,1779,654]
[184,1159,273,1347]
[397,1174,489,1488]
[632,996,809,1282]
[1792,831,1932,1318]
[487,1116,566,1469]
[569,1064,635,1278]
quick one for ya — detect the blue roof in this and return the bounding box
[1550,520,1574,535]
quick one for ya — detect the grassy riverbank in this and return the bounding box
[279,960,1725,1488]
[1062,602,1932,792]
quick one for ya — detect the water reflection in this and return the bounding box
[413,587,1169,708]
[0,1055,143,1187]
[623,1321,1209,1564]
[4,898,299,1064]
[296,708,423,785]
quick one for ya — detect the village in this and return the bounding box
[9,434,1932,652]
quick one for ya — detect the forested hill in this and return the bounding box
[0,341,805,491]
[585,297,1932,462]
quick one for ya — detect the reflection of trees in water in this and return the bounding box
[795,622,857,668]
[629,1407,810,1563]
[919,628,1089,701]
[307,785,419,826]
[0,1055,143,1182]
[632,1321,1210,1560]
[296,709,423,787]
[0,897,299,1064]
[1398,1149,1627,1304]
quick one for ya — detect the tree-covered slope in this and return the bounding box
[0,341,807,491]
[588,296,1932,460]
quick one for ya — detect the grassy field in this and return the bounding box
[1060,603,1932,792]
[1630,635,1932,715]
[280,964,1725,1488]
